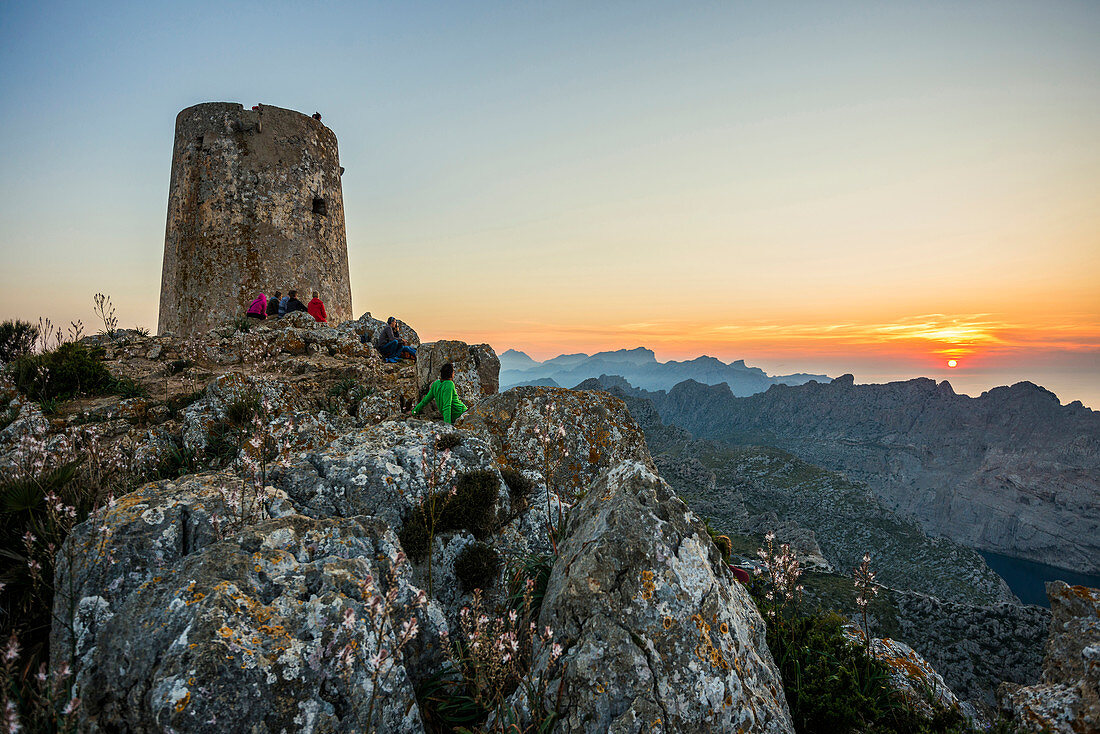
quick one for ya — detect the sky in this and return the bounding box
[1,1,1097,407]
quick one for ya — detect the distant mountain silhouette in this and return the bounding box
[500,347,830,394]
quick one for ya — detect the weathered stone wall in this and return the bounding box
[158,102,353,335]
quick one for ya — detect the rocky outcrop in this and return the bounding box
[52,473,436,732]
[1000,581,1100,733]
[415,340,499,404]
[528,462,793,733]
[465,385,655,499]
[845,630,969,721]
[41,359,804,733]
[277,420,510,529]
[633,375,1100,574]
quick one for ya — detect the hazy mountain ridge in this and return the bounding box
[599,373,1100,575]
[573,378,1017,607]
[501,347,830,393]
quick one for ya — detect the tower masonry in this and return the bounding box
[158,102,353,335]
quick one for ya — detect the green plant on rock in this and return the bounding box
[113,375,148,399]
[454,542,501,593]
[439,470,499,540]
[499,468,532,502]
[12,343,115,403]
[505,551,552,623]
[436,432,463,451]
[0,320,38,364]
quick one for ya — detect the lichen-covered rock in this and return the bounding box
[277,420,510,528]
[464,386,655,498]
[51,473,297,646]
[528,461,793,733]
[53,475,435,732]
[844,628,965,720]
[1000,581,1100,733]
[415,340,499,405]
[181,373,352,461]
[0,375,49,467]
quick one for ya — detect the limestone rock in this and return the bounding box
[277,420,510,529]
[844,628,965,720]
[464,386,655,499]
[53,474,434,733]
[1000,581,1100,733]
[530,461,793,733]
[415,340,499,406]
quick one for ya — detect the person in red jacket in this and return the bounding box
[307,291,328,323]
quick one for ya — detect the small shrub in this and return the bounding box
[148,444,199,481]
[234,316,253,334]
[436,432,463,451]
[454,542,501,593]
[205,419,242,466]
[439,470,499,539]
[398,510,432,563]
[506,551,552,621]
[713,534,732,562]
[500,467,532,500]
[399,470,501,563]
[168,359,192,375]
[12,343,115,402]
[416,669,486,733]
[113,375,148,399]
[225,394,260,426]
[0,320,37,363]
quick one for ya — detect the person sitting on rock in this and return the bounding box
[267,290,282,317]
[246,293,268,320]
[413,362,467,424]
[284,290,308,314]
[278,292,290,316]
[374,316,416,360]
[307,291,328,323]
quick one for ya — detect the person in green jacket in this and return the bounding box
[413,362,467,424]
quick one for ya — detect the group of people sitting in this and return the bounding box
[242,299,463,423]
[371,316,416,362]
[246,290,328,322]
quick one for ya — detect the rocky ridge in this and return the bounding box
[4,321,802,732]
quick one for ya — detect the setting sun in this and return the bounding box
[947,360,958,368]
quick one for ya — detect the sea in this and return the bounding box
[979,551,1100,607]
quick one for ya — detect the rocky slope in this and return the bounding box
[14,321,797,732]
[607,374,1100,575]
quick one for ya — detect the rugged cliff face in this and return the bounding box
[620,375,1100,575]
[576,379,1016,607]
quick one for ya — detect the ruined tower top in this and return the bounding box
[158,102,353,335]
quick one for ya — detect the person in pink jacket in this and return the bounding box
[246,293,268,319]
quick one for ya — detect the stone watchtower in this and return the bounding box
[158,103,352,335]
